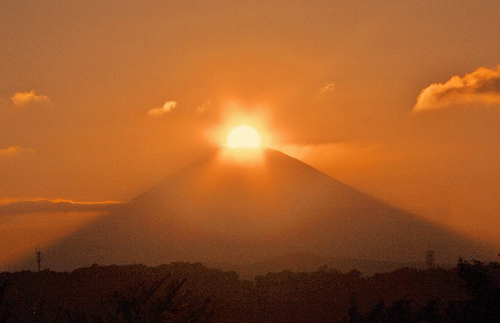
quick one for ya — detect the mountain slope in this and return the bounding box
[32,148,489,271]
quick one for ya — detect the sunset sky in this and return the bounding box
[1,0,499,267]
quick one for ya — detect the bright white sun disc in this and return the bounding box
[227,125,261,148]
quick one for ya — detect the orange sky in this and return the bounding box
[1,0,499,267]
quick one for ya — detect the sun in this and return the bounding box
[227,125,261,148]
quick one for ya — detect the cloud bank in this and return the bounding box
[148,101,177,117]
[413,66,500,112]
[0,199,125,215]
[11,90,50,106]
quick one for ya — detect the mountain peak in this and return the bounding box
[27,148,490,271]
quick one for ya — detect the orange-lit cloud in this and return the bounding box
[413,66,500,112]
[320,82,336,93]
[148,100,177,116]
[0,146,35,156]
[0,198,125,215]
[11,90,50,106]
[196,100,211,113]
[279,141,390,167]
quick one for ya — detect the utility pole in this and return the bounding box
[35,248,42,272]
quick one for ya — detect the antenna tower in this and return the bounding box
[426,249,435,268]
[35,248,42,272]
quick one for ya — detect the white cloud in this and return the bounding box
[11,90,50,106]
[148,100,177,117]
[413,66,500,112]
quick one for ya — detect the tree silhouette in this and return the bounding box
[102,275,211,322]
[453,259,500,322]
[0,280,10,322]
[343,294,363,323]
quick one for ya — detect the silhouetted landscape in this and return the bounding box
[1,258,499,322]
[2,1,499,322]
[4,146,498,322]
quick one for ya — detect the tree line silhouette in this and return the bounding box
[0,259,499,322]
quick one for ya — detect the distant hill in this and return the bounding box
[206,252,431,279]
[18,147,491,271]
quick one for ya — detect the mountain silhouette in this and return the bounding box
[25,148,489,271]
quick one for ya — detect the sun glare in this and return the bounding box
[227,125,261,148]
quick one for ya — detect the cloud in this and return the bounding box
[277,141,399,178]
[279,141,389,166]
[148,100,177,117]
[413,66,500,112]
[320,82,336,93]
[0,146,35,156]
[11,90,50,106]
[0,198,125,215]
[0,146,22,156]
[196,100,211,113]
